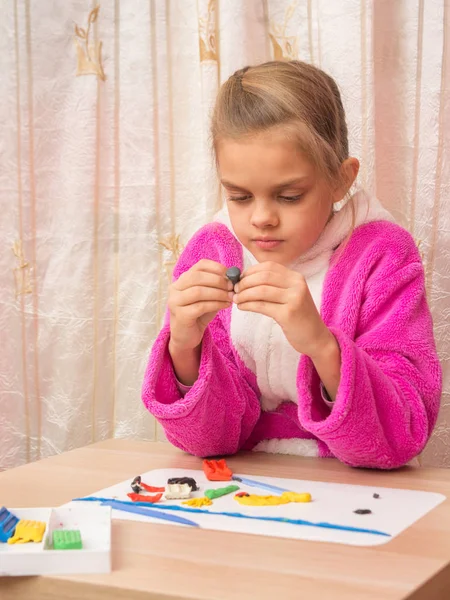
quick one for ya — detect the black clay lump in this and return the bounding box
[226,267,241,286]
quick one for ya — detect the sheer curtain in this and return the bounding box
[1,0,448,469]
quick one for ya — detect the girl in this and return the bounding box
[142,60,441,469]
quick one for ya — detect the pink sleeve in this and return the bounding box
[142,322,261,457]
[297,237,441,469]
[141,224,261,458]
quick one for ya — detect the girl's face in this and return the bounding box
[217,131,345,266]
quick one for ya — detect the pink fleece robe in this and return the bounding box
[142,220,441,469]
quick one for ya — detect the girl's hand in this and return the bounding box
[168,259,233,353]
[233,261,335,359]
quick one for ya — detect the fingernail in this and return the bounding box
[234,284,240,293]
[227,281,233,291]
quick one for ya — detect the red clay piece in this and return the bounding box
[235,492,250,497]
[203,459,233,481]
[140,483,165,493]
[127,492,163,503]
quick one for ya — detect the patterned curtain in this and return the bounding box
[1,0,448,469]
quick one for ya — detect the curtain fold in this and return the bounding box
[1,0,448,469]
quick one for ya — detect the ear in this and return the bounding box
[334,157,360,201]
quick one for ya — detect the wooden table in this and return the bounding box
[1,440,450,600]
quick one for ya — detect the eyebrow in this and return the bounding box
[220,176,309,190]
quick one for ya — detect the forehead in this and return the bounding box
[216,131,315,186]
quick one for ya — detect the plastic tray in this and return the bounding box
[0,504,111,576]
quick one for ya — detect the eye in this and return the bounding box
[278,194,303,203]
[227,195,252,202]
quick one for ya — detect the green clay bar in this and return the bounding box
[204,485,240,500]
[53,529,83,550]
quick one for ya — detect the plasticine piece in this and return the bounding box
[203,459,233,481]
[131,475,142,493]
[235,492,250,498]
[232,475,290,494]
[141,482,165,493]
[99,499,200,527]
[354,509,372,515]
[165,483,192,500]
[8,519,46,544]
[234,492,312,507]
[0,507,20,543]
[182,497,213,508]
[282,492,312,503]
[373,493,380,499]
[226,267,241,286]
[167,477,199,491]
[74,497,390,537]
[53,529,83,550]
[205,485,240,500]
[130,476,164,494]
[127,492,163,504]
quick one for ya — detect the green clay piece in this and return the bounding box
[205,485,240,500]
[53,529,82,550]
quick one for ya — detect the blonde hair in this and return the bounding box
[211,60,349,187]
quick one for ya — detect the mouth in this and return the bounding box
[252,238,284,250]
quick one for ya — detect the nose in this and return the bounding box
[250,199,279,229]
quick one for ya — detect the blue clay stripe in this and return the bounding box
[232,475,291,494]
[96,499,199,527]
[74,496,390,538]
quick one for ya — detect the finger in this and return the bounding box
[236,301,279,320]
[242,261,286,278]
[175,270,231,292]
[234,285,286,305]
[235,270,290,293]
[193,259,228,276]
[179,286,234,307]
[186,300,231,318]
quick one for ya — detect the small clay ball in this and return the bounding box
[226,267,241,286]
